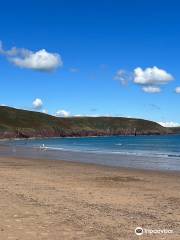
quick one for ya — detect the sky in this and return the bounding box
[0,0,180,126]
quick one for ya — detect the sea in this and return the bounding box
[2,135,180,171]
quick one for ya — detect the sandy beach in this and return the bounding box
[0,155,180,240]
[1,0,180,239]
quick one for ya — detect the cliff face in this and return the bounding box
[0,106,172,139]
[167,127,180,134]
[0,128,166,139]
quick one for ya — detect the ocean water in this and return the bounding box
[9,135,180,158]
[2,135,180,171]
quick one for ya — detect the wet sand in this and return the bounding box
[0,156,180,239]
[1,144,180,171]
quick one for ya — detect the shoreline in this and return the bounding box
[0,143,180,172]
[1,153,180,176]
[0,132,179,142]
[0,155,179,239]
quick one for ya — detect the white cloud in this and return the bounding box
[142,86,161,93]
[11,49,62,71]
[158,121,180,127]
[133,66,174,93]
[175,87,180,94]
[114,69,132,85]
[42,109,48,114]
[33,98,43,109]
[115,67,173,93]
[134,66,173,85]
[55,110,70,117]
[74,114,111,117]
[0,42,30,57]
[0,41,62,71]
[55,111,102,117]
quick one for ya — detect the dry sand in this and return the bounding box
[0,156,180,239]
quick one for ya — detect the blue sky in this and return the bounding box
[0,0,180,126]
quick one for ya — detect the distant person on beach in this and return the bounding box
[40,144,47,151]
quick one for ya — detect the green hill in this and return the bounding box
[167,127,180,134]
[0,106,171,139]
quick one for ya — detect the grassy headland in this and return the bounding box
[0,106,177,139]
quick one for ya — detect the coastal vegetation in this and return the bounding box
[0,106,178,139]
